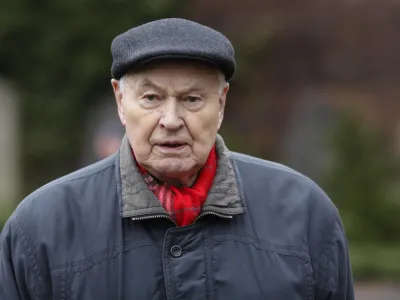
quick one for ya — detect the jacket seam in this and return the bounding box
[317,211,338,284]
[162,235,176,299]
[211,231,308,254]
[314,208,339,294]
[12,216,44,300]
[301,260,313,300]
[51,238,156,270]
[213,237,310,261]
[51,243,157,278]
[51,242,123,269]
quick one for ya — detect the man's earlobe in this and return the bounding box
[112,79,126,126]
[118,106,126,126]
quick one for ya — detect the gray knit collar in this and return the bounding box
[118,134,245,220]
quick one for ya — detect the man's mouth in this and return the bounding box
[161,143,183,148]
[157,142,186,149]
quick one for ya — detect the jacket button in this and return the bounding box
[170,245,182,257]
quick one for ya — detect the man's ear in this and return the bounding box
[217,82,229,130]
[111,79,126,126]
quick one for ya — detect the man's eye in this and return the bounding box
[186,96,200,103]
[144,94,160,101]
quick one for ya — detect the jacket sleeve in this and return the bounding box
[0,215,42,300]
[314,211,355,300]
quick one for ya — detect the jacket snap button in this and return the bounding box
[170,245,182,257]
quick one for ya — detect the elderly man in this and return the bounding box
[0,18,354,300]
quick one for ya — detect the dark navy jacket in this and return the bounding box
[0,135,354,299]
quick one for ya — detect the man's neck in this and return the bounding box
[148,170,199,188]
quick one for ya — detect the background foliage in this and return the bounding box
[324,111,400,280]
[0,0,182,190]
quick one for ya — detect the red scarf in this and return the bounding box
[134,146,217,227]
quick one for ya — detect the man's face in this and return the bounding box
[111,61,229,185]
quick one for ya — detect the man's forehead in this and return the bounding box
[131,76,216,93]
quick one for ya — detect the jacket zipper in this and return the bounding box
[194,211,233,223]
[131,211,232,226]
[131,214,178,226]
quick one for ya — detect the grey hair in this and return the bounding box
[119,75,127,92]
[217,72,226,95]
[118,71,227,94]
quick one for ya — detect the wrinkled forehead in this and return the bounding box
[124,59,222,89]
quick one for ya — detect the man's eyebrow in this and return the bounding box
[136,78,208,94]
[178,81,208,94]
[179,85,204,94]
[136,78,167,93]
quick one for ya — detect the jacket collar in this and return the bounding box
[118,134,246,221]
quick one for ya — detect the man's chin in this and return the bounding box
[151,158,196,177]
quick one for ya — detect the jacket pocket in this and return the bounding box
[212,233,313,300]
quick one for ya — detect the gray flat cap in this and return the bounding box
[111,18,236,80]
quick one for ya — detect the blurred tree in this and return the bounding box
[324,110,400,279]
[325,110,400,244]
[0,0,183,193]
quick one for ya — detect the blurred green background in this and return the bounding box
[1,0,400,288]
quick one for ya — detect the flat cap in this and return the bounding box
[111,18,236,80]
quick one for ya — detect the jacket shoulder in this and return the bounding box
[11,154,117,223]
[231,151,338,218]
[231,151,308,180]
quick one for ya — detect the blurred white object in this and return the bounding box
[0,78,21,203]
[81,97,124,166]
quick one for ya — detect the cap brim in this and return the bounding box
[119,54,229,80]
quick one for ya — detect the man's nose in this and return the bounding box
[159,99,184,130]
